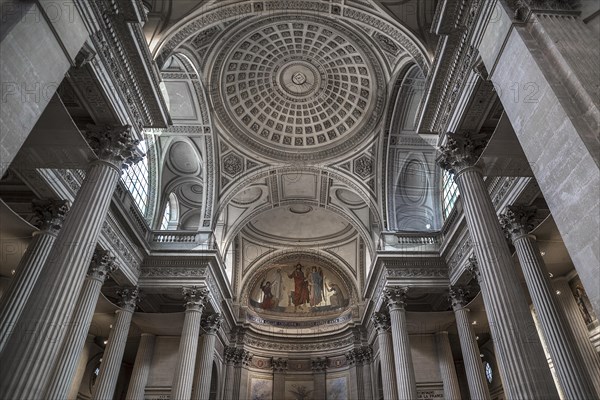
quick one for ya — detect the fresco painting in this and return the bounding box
[250,263,349,314]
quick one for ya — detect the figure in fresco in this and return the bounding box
[309,266,324,307]
[288,263,310,308]
[327,282,345,307]
[259,280,276,310]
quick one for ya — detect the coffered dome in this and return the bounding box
[209,15,386,161]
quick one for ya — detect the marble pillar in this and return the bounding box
[171,287,209,400]
[92,287,140,400]
[0,198,68,352]
[0,125,142,399]
[312,358,327,400]
[192,313,222,400]
[346,350,360,400]
[45,249,117,399]
[359,347,374,400]
[224,347,237,400]
[435,331,462,400]
[67,335,95,400]
[125,333,156,400]
[449,286,491,400]
[383,287,417,400]
[272,358,287,400]
[437,132,559,399]
[553,277,600,389]
[239,350,253,399]
[372,312,398,400]
[501,205,599,398]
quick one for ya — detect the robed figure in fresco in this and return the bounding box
[288,264,310,307]
[309,266,324,306]
[259,280,276,310]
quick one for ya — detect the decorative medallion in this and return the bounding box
[210,15,385,161]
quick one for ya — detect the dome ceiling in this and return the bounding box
[209,15,386,161]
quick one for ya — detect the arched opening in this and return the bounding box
[159,192,179,230]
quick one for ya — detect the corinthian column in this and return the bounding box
[272,358,287,400]
[359,347,374,400]
[311,357,327,400]
[223,347,237,400]
[372,312,398,400]
[346,350,360,400]
[383,287,417,400]
[435,331,462,400]
[0,125,143,399]
[449,286,490,400]
[501,205,599,398]
[93,287,140,400]
[240,350,253,399]
[45,249,117,399]
[192,313,222,400]
[171,287,209,400]
[437,132,559,399]
[553,277,600,389]
[0,198,68,352]
[126,333,156,400]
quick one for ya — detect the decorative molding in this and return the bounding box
[88,249,118,283]
[31,198,69,234]
[117,287,141,311]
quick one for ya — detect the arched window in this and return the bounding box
[121,139,150,215]
[160,193,179,230]
[442,169,460,218]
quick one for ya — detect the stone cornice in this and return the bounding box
[73,0,170,133]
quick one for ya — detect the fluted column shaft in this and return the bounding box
[239,352,253,400]
[224,348,236,400]
[93,300,136,400]
[67,335,94,400]
[454,167,558,399]
[510,231,598,398]
[0,124,142,400]
[346,353,360,400]
[192,314,222,400]
[452,300,491,400]
[362,357,373,400]
[435,331,462,400]
[0,199,67,352]
[373,313,398,400]
[272,358,287,400]
[384,288,417,400]
[0,161,123,399]
[45,250,117,399]
[312,359,327,400]
[375,333,398,400]
[126,333,155,400]
[171,297,205,400]
[553,277,600,390]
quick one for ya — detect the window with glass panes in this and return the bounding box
[121,140,149,215]
[442,169,459,218]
